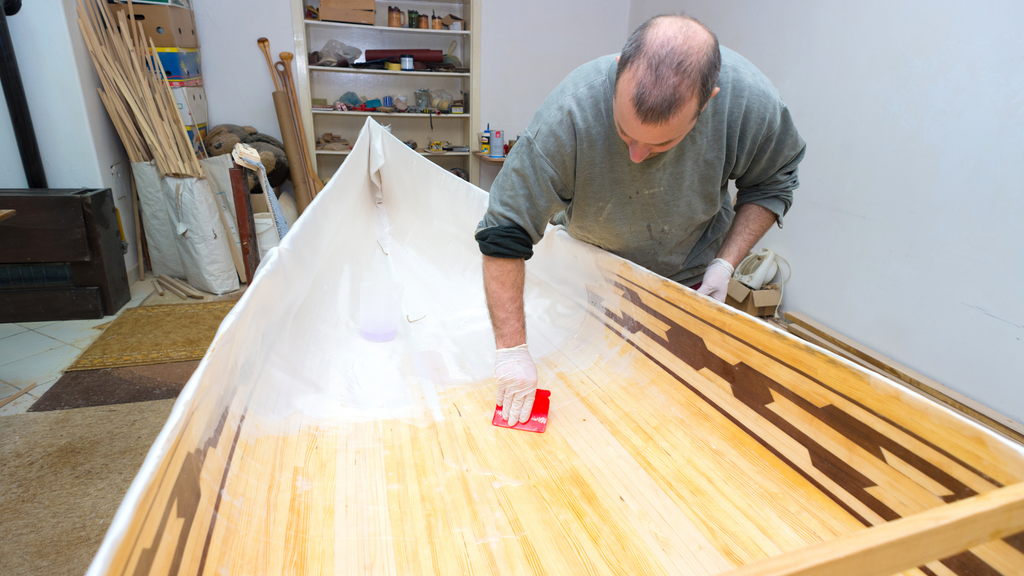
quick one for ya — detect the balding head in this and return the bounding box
[615,15,721,125]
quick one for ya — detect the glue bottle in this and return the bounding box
[481,123,490,155]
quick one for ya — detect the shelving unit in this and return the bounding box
[290,0,482,185]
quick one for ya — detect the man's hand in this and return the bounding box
[701,203,778,302]
[495,344,538,423]
[697,258,734,302]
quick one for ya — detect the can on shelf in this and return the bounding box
[489,130,504,158]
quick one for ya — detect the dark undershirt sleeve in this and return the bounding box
[475,224,534,260]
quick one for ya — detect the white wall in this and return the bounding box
[193,0,296,141]
[478,0,632,190]
[0,0,137,279]
[630,1,1024,421]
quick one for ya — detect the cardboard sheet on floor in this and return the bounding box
[89,119,1024,576]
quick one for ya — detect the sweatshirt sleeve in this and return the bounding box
[475,131,575,259]
[733,104,806,227]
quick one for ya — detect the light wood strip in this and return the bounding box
[714,482,1024,576]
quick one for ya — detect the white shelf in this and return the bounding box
[313,109,469,119]
[309,65,469,77]
[317,150,470,156]
[305,20,470,36]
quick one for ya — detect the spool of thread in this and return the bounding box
[489,130,505,158]
[400,54,414,71]
[386,62,401,71]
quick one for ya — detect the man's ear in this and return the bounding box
[615,55,620,63]
[701,87,721,112]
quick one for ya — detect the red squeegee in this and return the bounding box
[492,389,550,433]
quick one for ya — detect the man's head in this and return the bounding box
[614,15,722,163]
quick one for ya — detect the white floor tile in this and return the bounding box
[26,377,60,399]
[0,331,65,366]
[33,318,112,349]
[130,278,157,300]
[0,324,29,340]
[0,345,82,389]
[0,381,18,397]
[18,320,58,329]
[0,392,35,416]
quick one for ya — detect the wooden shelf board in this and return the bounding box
[474,151,506,163]
[309,66,469,77]
[312,109,469,119]
[317,150,469,156]
[305,20,470,36]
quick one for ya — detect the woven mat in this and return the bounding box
[30,360,198,412]
[0,399,175,576]
[67,302,235,371]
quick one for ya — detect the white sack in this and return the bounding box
[157,174,239,294]
[131,161,186,278]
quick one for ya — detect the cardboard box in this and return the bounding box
[319,0,375,24]
[171,86,207,128]
[153,47,202,86]
[441,14,466,31]
[725,278,781,317]
[108,4,197,48]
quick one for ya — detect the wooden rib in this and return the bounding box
[714,482,1024,576]
[786,311,1024,446]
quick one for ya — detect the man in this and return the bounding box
[476,15,806,424]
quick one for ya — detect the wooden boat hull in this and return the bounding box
[87,120,1024,576]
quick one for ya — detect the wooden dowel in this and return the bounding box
[152,279,164,296]
[157,277,187,300]
[159,274,203,299]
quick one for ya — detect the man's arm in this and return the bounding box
[717,203,777,268]
[482,255,537,424]
[482,255,527,348]
[697,203,777,301]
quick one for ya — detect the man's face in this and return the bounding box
[612,69,718,163]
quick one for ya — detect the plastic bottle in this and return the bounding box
[481,123,490,155]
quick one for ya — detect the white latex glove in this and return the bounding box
[696,258,734,302]
[495,344,538,424]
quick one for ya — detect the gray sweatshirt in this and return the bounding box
[478,47,806,286]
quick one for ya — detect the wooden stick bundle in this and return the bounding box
[76,0,202,177]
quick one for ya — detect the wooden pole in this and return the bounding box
[273,90,311,213]
[279,52,323,194]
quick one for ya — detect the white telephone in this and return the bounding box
[735,249,778,290]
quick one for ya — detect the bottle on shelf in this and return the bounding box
[481,124,490,155]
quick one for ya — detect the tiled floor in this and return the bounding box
[0,280,156,416]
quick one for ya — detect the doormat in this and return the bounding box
[66,302,235,371]
[29,360,198,412]
[0,399,175,576]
